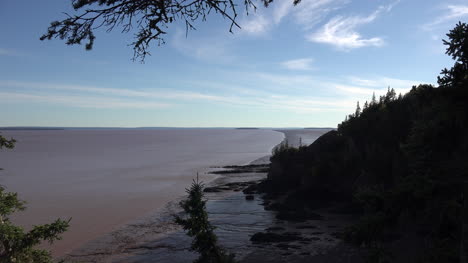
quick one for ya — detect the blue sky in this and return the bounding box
[0,0,467,128]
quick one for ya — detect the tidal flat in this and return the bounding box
[0,128,283,257]
[57,128,334,262]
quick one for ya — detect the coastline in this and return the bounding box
[0,128,283,258]
[55,129,283,261]
[60,128,329,262]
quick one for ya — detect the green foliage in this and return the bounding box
[265,22,468,262]
[0,186,70,263]
[1,137,70,263]
[0,135,16,150]
[42,0,302,61]
[271,139,299,160]
[175,177,235,263]
[438,21,468,88]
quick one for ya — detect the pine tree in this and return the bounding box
[175,176,235,263]
[0,136,70,263]
[438,22,468,88]
[355,101,361,117]
[371,92,377,105]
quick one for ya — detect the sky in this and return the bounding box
[0,0,467,128]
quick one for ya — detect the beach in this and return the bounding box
[0,128,284,257]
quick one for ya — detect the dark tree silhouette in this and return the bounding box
[438,22,468,88]
[41,0,301,61]
[175,176,235,263]
[354,101,361,117]
[262,22,468,262]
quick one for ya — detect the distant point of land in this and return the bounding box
[304,127,335,130]
[0,127,65,131]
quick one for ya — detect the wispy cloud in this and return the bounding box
[0,71,426,115]
[242,14,270,35]
[0,91,170,109]
[422,5,468,31]
[0,80,233,103]
[281,58,315,71]
[272,1,294,24]
[292,0,349,29]
[348,76,426,89]
[239,0,397,50]
[306,3,396,50]
[171,30,235,62]
[240,0,346,36]
[0,48,22,57]
[339,76,427,98]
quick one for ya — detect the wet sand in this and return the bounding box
[0,128,283,256]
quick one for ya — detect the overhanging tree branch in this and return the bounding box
[40,0,301,62]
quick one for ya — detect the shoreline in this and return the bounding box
[57,129,285,261]
[60,128,329,262]
[0,128,283,258]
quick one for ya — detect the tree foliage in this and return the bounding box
[175,177,235,263]
[264,22,468,262]
[438,21,468,88]
[41,0,301,61]
[0,136,16,151]
[0,136,70,263]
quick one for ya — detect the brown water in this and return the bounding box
[0,128,284,256]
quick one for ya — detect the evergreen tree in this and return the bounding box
[438,22,468,88]
[371,92,377,105]
[175,176,235,263]
[0,136,70,263]
[355,101,361,117]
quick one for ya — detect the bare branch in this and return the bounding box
[41,0,299,62]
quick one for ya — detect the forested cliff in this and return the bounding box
[263,22,468,262]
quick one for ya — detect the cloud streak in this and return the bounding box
[242,14,270,35]
[239,0,397,51]
[240,0,347,36]
[281,58,315,71]
[0,48,23,57]
[0,91,170,109]
[422,5,468,31]
[306,3,397,50]
[0,71,425,115]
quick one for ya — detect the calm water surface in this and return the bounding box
[0,128,283,256]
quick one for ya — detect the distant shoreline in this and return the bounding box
[0,126,335,131]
